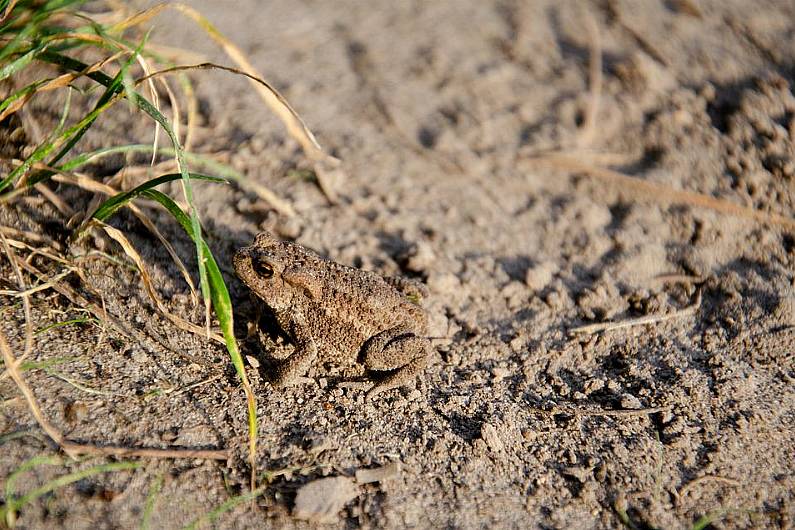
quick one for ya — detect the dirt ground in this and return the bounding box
[2,0,795,528]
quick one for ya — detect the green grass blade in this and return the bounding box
[0,356,73,371]
[140,473,164,530]
[36,316,93,335]
[60,144,245,181]
[45,32,146,169]
[0,33,138,194]
[4,455,62,506]
[39,48,115,87]
[0,78,47,115]
[0,90,120,193]
[136,189,259,485]
[31,53,212,323]
[85,172,225,228]
[0,42,49,82]
[125,83,211,325]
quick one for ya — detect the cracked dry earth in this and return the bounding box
[2,0,795,528]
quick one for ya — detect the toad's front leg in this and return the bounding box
[271,314,318,388]
[358,325,430,401]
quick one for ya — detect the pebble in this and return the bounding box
[293,476,359,524]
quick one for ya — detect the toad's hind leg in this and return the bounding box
[360,327,430,401]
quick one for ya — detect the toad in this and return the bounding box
[233,232,431,401]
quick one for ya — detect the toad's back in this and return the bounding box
[273,245,428,362]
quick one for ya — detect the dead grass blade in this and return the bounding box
[100,223,224,344]
[119,2,342,202]
[0,267,74,298]
[0,226,61,248]
[10,255,215,369]
[526,154,795,231]
[0,232,33,364]
[139,60,342,202]
[0,0,19,24]
[0,52,123,122]
[2,162,201,305]
[49,170,200,306]
[32,182,73,216]
[12,162,199,299]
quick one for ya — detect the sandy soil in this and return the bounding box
[2,0,795,528]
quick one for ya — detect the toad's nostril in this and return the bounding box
[233,250,250,271]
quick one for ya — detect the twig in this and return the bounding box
[570,291,701,335]
[0,327,229,461]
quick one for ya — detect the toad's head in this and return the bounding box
[233,232,322,311]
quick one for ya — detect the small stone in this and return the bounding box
[427,272,460,295]
[64,401,88,423]
[293,476,359,524]
[562,466,591,483]
[275,216,303,239]
[620,394,643,409]
[355,462,401,484]
[491,367,511,381]
[525,261,557,291]
[521,429,536,441]
[583,378,605,395]
[501,281,528,309]
[245,355,260,368]
[404,241,436,273]
[480,423,504,453]
[307,436,333,455]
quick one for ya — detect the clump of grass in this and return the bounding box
[0,0,332,506]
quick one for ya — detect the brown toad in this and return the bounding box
[233,232,431,401]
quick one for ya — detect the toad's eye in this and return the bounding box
[253,258,274,278]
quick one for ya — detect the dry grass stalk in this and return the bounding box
[3,162,202,305]
[9,254,216,369]
[1,233,33,364]
[577,11,602,148]
[0,327,228,460]
[0,267,74,297]
[114,2,342,203]
[527,154,795,231]
[528,405,668,418]
[0,240,229,461]
[0,52,124,122]
[570,290,701,335]
[0,226,61,248]
[676,474,741,503]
